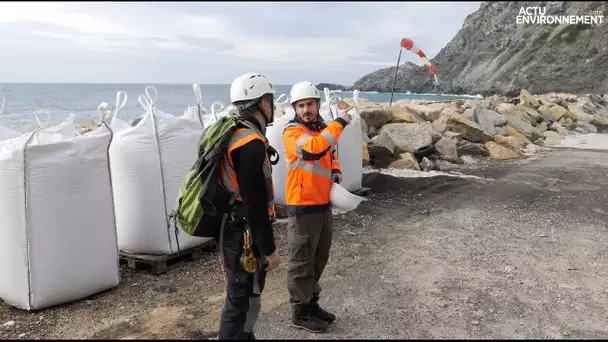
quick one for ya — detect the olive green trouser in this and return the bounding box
[287,209,333,307]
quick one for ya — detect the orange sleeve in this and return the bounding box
[283,121,345,160]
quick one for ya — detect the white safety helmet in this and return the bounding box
[290,81,321,105]
[230,72,276,104]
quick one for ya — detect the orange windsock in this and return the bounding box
[400,37,438,84]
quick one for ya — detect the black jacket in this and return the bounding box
[230,118,276,257]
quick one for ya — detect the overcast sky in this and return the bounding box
[0,1,481,85]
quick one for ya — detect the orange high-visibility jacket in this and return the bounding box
[220,123,276,220]
[282,117,347,215]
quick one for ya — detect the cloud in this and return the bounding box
[0,2,482,85]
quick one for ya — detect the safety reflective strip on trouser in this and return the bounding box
[288,160,332,179]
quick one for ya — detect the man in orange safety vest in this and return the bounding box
[282,81,352,333]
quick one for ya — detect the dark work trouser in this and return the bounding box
[218,217,267,340]
[287,209,333,309]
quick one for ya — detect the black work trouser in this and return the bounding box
[287,209,333,309]
[218,217,267,340]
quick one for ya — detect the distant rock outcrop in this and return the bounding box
[351,2,608,96]
[316,83,347,91]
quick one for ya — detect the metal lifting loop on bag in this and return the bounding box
[274,93,288,105]
[323,87,331,104]
[104,91,127,124]
[138,94,153,113]
[145,85,158,107]
[211,101,225,120]
[32,109,51,129]
[192,84,205,127]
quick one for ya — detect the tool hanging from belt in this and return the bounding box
[240,228,257,273]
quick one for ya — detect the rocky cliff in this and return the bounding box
[351,1,608,96]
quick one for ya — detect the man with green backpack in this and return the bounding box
[172,73,281,339]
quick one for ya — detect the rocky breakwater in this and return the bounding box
[346,90,608,172]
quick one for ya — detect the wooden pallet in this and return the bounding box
[119,239,217,275]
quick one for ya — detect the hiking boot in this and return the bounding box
[310,301,336,323]
[291,304,329,333]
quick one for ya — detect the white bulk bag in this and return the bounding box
[184,84,219,129]
[0,108,120,311]
[325,89,363,192]
[320,88,337,122]
[109,87,212,255]
[267,94,292,206]
[273,93,289,119]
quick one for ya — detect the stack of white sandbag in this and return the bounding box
[0,93,120,310]
[108,86,212,255]
[322,88,363,192]
[184,85,231,130]
[266,94,292,206]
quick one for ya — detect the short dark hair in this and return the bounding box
[235,93,273,117]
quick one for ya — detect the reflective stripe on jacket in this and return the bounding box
[221,124,275,218]
[282,118,345,214]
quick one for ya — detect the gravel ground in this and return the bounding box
[1,147,608,339]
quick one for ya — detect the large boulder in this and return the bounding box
[443,114,491,143]
[457,141,489,157]
[566,103,595,122]
[378,122,435,154]
[474,108,508,137]
[594,117,608,126]
[403,103,452,122]
[362,142,370,165]
[538,104,569,122]
[550,122,569,135]
[360,108,392,130]
[367,145,394,169]
[461,108,476,122]
[371,131,397,154]
[574,121,598,134]
[361,118,369,136]
[520,89,540,108]
[542,130,561,146]
[503,125,533,145]
[432,118,447,134]
[485,141,521,160]
[344,97,382,111]
[502,113,542,141]
[434,137,460,163]
[385,106,425,124]
[480,94,509,110]
[494,135,525,152]
[390,152,420,171]
[536,122,548,133]
[495,103,541,126]
[391,99,413,107]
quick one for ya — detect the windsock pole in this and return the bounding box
[389,47,403,107]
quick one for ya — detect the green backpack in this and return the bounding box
[171,111,242,239]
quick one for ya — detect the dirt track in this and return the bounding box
[2,147,608,339]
